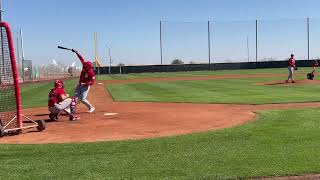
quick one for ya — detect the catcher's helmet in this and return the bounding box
[54,80,64,88]
[307,73,315,80]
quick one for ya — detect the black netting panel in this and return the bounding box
[0,26,18,129]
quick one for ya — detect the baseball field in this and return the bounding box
[2,68,320,179]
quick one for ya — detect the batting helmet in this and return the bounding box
[84,61,92,71]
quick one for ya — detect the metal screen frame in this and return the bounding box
[0,22,22,128]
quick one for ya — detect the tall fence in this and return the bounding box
[11,29,81,83]
[160,18,320,65]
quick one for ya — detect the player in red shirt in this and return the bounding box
[72,49,96,113]
[48,80,79,121]
[312,60,318,71]
[286,54,296,83]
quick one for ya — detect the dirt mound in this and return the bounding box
[257,79,320,86]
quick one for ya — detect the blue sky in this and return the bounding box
[4,0,320,66]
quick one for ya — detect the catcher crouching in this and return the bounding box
[48,80,80,121]
[307,60,318,80]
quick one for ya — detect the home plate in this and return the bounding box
[98,83,103,85]
[104,113,118,116]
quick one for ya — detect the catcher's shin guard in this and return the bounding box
[49,113,59,121]
[69,97,79,121]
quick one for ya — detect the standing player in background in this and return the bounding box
[312,60,318,72]
[72,49,96,113]
[286,54,296,83]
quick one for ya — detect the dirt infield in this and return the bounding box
[256,79,320,86]
[1,74,320,144]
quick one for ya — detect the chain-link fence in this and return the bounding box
[19,59,81,83]
[35,64,81,82]
[161,18,319,65]
[11,29,81,83]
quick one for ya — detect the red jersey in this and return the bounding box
[75,51,95,85]
[48,88,66,107]
[288,57,295,67]
[312,61,319,68]
[79,69,95,85]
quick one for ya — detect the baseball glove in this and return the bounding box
[294,67,298,70]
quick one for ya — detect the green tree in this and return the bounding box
[171,59,184,65]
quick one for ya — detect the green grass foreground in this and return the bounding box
[108,75,320,104]
[1,108,320,179]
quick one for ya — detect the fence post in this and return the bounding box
[247,35,249,62]
[208,21,211,64]
[160,21,163,65]
[255,20,258,63]
[307,17,310,60]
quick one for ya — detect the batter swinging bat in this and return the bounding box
[58,46,72,51]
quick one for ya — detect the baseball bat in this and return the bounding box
[58,46,72,51]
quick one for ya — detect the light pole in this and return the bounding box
[20,29,25,82]
[0,0,3,21]
[106,44,112,75]
[247,35,250,62]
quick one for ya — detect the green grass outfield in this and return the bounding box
[1,108,320,179]
[20,79,78,109]
[97,67,312,80]
[20,68,310,108]
[107,75,320,105]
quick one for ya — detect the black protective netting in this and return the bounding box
[0,26,18,129]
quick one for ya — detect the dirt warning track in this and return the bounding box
[1,74,320,144]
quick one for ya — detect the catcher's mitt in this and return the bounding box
[307,73,314,80]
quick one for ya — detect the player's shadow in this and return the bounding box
[23,119,56,123]
[264,82,287,85]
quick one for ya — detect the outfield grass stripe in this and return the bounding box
[97,68,313,80]
[107,76,320,104]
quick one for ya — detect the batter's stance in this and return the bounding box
[286,54,296,83]
[72,49,96,113]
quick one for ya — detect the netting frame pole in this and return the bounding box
[2,22,22,128]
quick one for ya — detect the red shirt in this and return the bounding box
[79,69,95,85]
[312,61,318,68]
[288,57,295,67]
[48,88,66,107]
[75,51,95,85]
